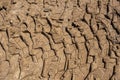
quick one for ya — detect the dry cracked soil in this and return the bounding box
[0,0,120,80]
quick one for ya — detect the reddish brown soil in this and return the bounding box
[0,0,120,80]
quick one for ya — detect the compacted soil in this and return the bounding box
[0,0,120,80]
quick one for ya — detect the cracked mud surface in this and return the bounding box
[0,0,120,80]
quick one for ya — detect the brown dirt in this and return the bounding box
[0,0,120,80]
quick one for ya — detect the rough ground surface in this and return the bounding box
[0,0,120,80]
